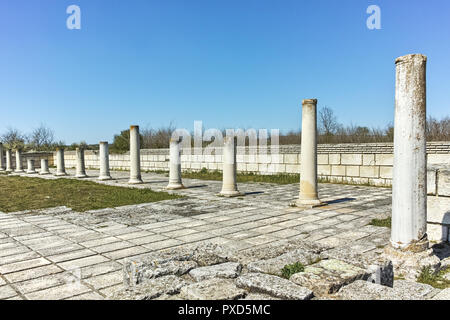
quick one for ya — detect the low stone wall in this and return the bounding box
[427,167,450,242]
[5,152,54,170]
[56,142,450,187]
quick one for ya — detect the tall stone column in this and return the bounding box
[15,149,24,173]
[55,148,67,176]
[0,143,5,171]
[26,158,36,174]
[296,99,322,207]
[219,136,242,197]
[128,125,143,184]
[40,159,51,175]
[75,147,88,178]
[391,54,428,251]
[99,141,112,180]
[166,137,184,190]
[5,149,12,172]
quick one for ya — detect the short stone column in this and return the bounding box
[40,159,50,175]
[5,149,12,172]
[128,125,143,184]
[55,148,67,176]
[75,147,88,178]
[0,143,5,171]
[15,150,24,173]
[98,141,112,180]
[391,54,428,251]
[219,136,242,197]
[166,138,184,190]
[26,158,36,174]
[296,99,322,207]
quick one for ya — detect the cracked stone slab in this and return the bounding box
[331,280,439,300]
[180,278,246,300]
[110,275,187,300]
[322,246,394,287]
[233,239,324,267]
[189,262,242,281]
[247,248,321,276]
[289,259,369,296]
[431,288,450,300]
[235,273,313,300]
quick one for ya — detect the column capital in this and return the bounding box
[302,99,317,105]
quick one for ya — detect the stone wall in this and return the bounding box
[427,166,450,242]
[5,152,54,170]
[56,142,450,187]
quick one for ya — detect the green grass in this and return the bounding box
[281,262,305,279]
[416,266,450,289]
[369,217,392,228]
[0,176,181,213]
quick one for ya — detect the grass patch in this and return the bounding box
[281,262,305,279]
[369,217,391,228]
[0,176,181,213]
[416,266,450,289]
[183,168,299,185]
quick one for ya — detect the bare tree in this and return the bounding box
[0,127,26,150]
[318,106,339,143]
[28,123,55,150]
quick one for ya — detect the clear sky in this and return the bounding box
[1,0,449,144]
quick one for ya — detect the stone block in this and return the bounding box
[360,166,379,178]
[235,273,313,300]
[432,288,450,300]
[428,154,450,165]
[318,154,329,165]
[180,278,246,300]
[329,154,341,165]
[427,169,437,195]
[427,196,450,224]
[289,259,368,296]
[346,166,360,177]
[331,165,346,176]
[285,164,300,174]
[188,262,242,281]
[427,223,449,242]
[375,154,393,166]
[380,166,393,179]
[284,154,299,164]
[363,154,375,166]
[437,169,450,196]
[318,165,331,176]
[341,154,362,165]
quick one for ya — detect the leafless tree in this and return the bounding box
[0,127,26,150]
[318,106,339,143]
[28,123,55,150]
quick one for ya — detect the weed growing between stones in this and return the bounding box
[416,266,450,289]
[281,262,305,279]
[369,217,391,228]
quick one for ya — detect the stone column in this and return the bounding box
[55,148,67,176]
[219,136,241,197]
[26,158,36,174]
[128,125,143,184]
[296,99,322,207]
[75,147,87,178]
[99,141,112,180]
[15,149,24,173]
[40,159,50,175]
[391,54,428,251]
[5,149,12,172]
[166,137,184,190]
[0,143,5,171]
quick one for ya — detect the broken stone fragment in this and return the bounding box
[180,278,246,300]
[331,280,439,300]
[289,259,368,296]
[190,242,234,266]
[247,248,321,276]
[189,262,242,281]
[235,273,313,300]
[322,246,394,287]
[110,275,187,300]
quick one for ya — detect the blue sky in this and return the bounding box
[0,0,449,144]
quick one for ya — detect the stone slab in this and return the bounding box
[180,278,246,300]
[189,262,242,281]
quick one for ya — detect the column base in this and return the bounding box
[217,190,244,198]
[55,172,67,176]
[389,234,429,253]
[98,176,112,181]
[166,183,185,190]
[14,170,24,173]
[76,174,88,178]
[26,170,36,174]
[0,168,5,171]
[294,198,326,208]
[128,178,143,184]
[40,171,51,175]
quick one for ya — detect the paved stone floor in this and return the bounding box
[0,169,392,300]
